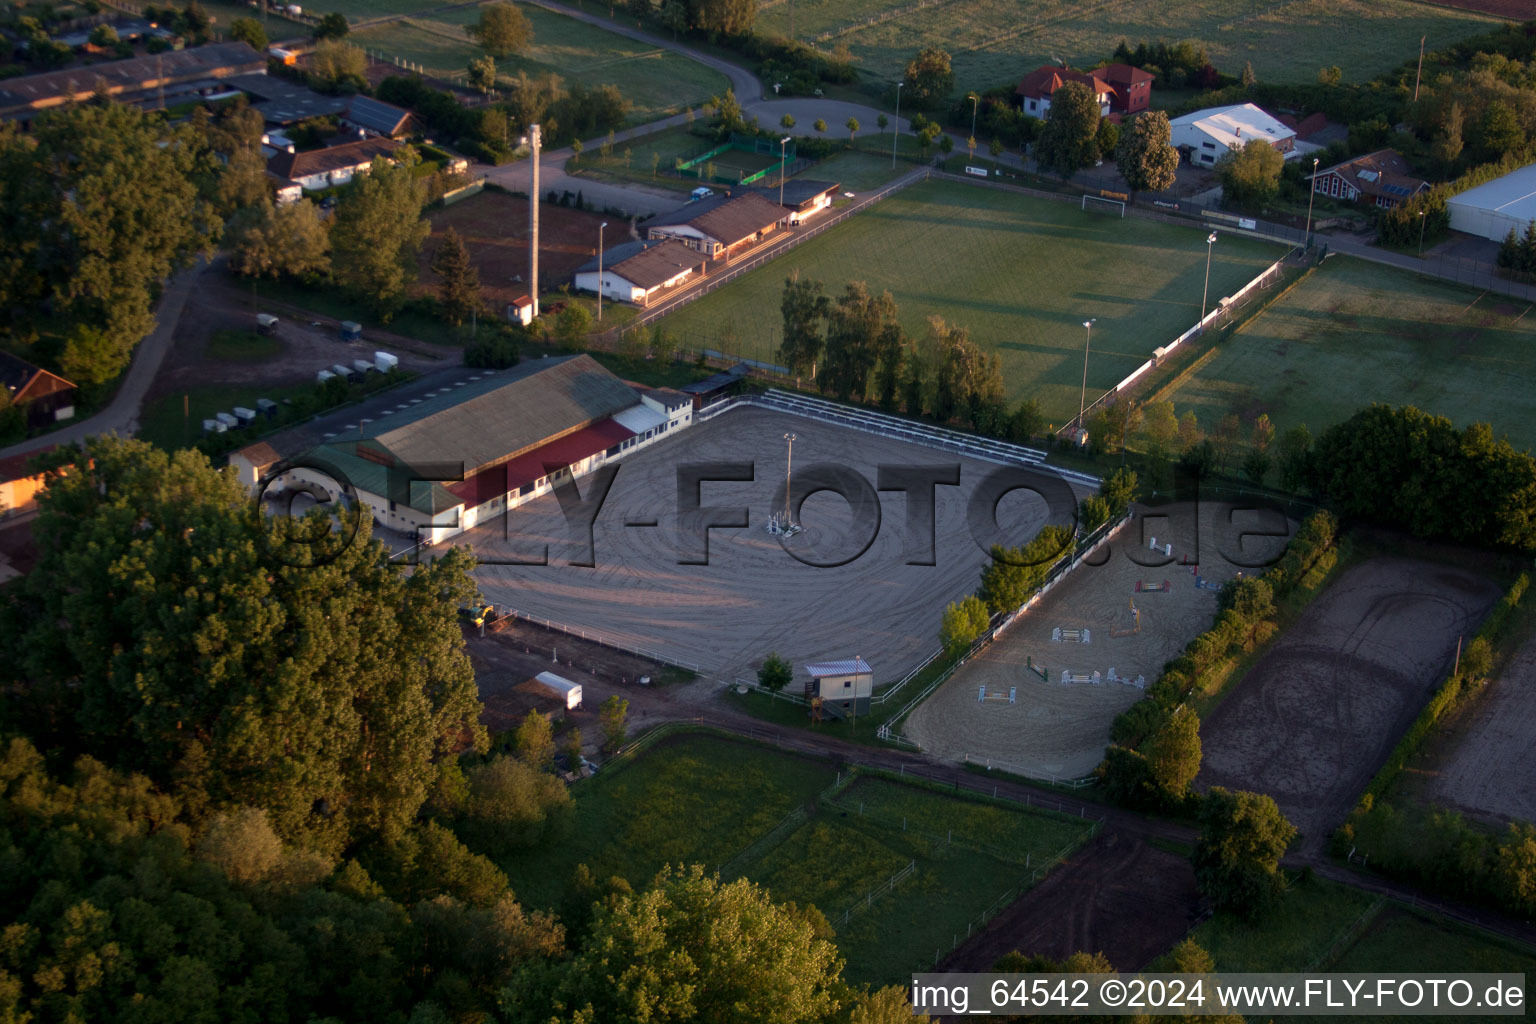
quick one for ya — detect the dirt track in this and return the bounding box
[1416,619,1536,826]
[1198,557,1500,852]
[940,830,1201,972]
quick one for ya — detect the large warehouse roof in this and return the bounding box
[325,354,639,474]
[1448,162,1536,227]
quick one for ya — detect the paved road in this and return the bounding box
[0,258,210,462]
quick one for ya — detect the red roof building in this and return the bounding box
[1016,63,1153,119]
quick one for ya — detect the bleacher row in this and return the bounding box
[706,389,1102,486]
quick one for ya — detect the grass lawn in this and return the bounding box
[732,774,1095,984]
[492,732,1093,986]
[755,0,1499,96]
[495,733,838,909]
[1190,874,1536,988]
[138,381,314,452]
[799,149,908,192]
[656,177,1283,425]
[353,5,729,125]
[1161,256,1536,453]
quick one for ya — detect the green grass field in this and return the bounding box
[1190,876,1536,996]
[800,149,906,191]
[1161,256,1536,452]
[657,177,1282,424]
[495,733,1092,985]
[755,0,1499,96]
[352,5,729,125]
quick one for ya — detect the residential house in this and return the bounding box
[266,136,400,192]
[1169,102,1297,167]
[343,95,417,139]
[0,352,75,429]
[1015,63,1153,120]
[1309,149,1429,209]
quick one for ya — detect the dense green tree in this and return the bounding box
[1277,423,1312,492]
[1115,109,1179,193]
[1242,448,1273,486]
[1240,61,1256,89]
[553,302,592,350]
[872,320,906,412]
[1100,466,1138,519]
[228,15,266,50]
[758,652,793,692]
[1473,100,1523,162]
[599,695,629,753]
[470,2,534,57]
[228,198,332,281]
[506,865,840,1022]
[977,525,1073,614]
[314,11,350,39]
[1,437,486,851]
[512,709,557,770]
[0,104,217,386]
[1216,138,1284,206]
[1143,705,1201,804]
[309,38,368,91]
[903,45,954,107]
[940,595,991,655]
[846,116,860,142]
[460,754,570,848]
[1432,101,1465,170]
[1033,81,1101,178]
[1193,788,1296,920]
[821,281,897,401]
[331,154,429,318]
[468,53,497,95]
[780,272,830,377]
[431,226,482,326]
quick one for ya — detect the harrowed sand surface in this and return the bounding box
[1198,557,1500,847]
[1408,606,1536,828]
[464,407,1086,683]
[906,501,1290,780]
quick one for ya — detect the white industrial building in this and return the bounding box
[1169,103,1297,167]
[1446,162,1536,243]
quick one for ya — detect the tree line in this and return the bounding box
[0,437,923,1022]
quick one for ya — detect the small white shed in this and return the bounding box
[530,671,583,710]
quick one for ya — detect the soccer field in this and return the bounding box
[1162,256,1536,452]
[755,0,1498,95]
[657,177,1283,426]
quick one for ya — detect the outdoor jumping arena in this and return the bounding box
[903,503,1293,782]
[464,402,1089,684]
[677,132,797,186]
[1197,556,1502,846]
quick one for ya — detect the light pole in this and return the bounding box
[1201,231,1217,327]
[778,135,791,211]
[891,81,904,169]
[1417,209,1427,258]
[1303,155,1319,252]
[783,432,795,523]
[1077,318,1095,443]
[596,221,608,321]
[969,92,979,143]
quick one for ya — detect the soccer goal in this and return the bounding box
[1082,194,1126,218]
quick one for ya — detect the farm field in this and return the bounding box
[657,178,1282,424]
[1197,557,1501,851]
[351,4,729,124]
[755,0,1499,96]
[1160,256,1536,452]
[495,734,1093,984]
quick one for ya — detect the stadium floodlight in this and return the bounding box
[597,222,609,321]
[1202,231,1217,328]
[1077,319,1096,443]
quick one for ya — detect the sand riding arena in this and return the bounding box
[904,502,1294,781]
[463,404,1092,684]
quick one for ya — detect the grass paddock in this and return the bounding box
[1163,256,1536,452]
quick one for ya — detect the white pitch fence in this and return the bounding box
[496,607,701,674]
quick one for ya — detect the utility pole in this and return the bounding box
[778,135,790,210]
[1414,35,1426,103]
[892,82,904,169]
[1303,156,1319,251]
[529,124,541,318]
[783,432,795,522]
[596,221,608,320]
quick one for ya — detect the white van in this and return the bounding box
[690,186,714,201]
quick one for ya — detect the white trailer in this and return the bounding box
[528,671,583,710]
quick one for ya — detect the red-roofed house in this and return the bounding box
[0,352,75,429]
[1016,63,1153,119]
[1309,149,1429,209]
